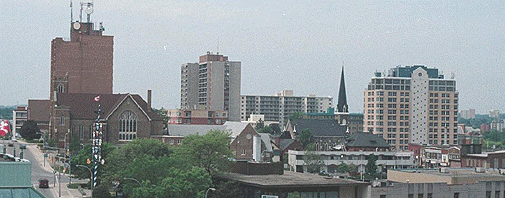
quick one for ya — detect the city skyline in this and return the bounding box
[1,1,504,114]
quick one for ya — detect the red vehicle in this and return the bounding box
[39,179,49,188]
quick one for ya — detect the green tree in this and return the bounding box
[298,129,314,149]
[172,130,233,174]
[92,184,112,198]
[154,108,169,129]
[70,143,116,181]
[20,120,41,140]
[69,131,81,156]
[150,167,211,198]
[366,154,378,177]
[289,112,304,119]
[211,179,245,198]
[259,126,273,134]
[303,150,323,173]
[270,123,282,135]
[255,119,265,131]
[337,163,349,173]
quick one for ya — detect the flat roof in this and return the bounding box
[220,171,368,189]
[394,168,505,179]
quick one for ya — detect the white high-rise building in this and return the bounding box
[240,90,333,125]
[180,52,241,121]
[363,65,458,150]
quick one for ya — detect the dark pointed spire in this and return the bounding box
[337,66,348,113]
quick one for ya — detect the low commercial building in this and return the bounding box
[220,171,370,198]
[0,152,45,197]
[372,168,505,198]
[288,150,414,174]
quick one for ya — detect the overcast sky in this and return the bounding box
[1,0,504,114]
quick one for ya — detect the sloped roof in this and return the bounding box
[55,93,162,121]
[289,118,347,137]
[346,132,390,148]
[167,125,227,136]
[223,122,251,138]
[279,139,296,151]
[167,121,252,138]
[258,133,273,152]
[28,100,51,122]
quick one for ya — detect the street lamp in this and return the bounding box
[76,165,93,191]
[205,188,216,198]
[123,177,142,188]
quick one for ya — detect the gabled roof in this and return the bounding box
[279,139,297,151]
[167,122,253,139]
[258,133,273,152]
[346,132,390,148]
[223,122,251,138]
[288,118,347,137]
[28,99,51,122]
[55,93,162,121]
[167,125,227,136]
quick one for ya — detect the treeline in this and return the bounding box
[0,106,16,120]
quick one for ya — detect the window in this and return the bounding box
[119,110,137,141]
[79,125,84,140]
[60,115,65,126]
[57,83,65,93]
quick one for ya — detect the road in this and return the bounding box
[2,140,86,198]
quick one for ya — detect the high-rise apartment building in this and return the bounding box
[363,65,458,150]
[460,109,476,119]
[180,52,241,121]
[50,20,113,101]
[240,90,333,125]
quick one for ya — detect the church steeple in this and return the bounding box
[337,66,348,113]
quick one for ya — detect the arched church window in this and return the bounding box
[118,110,137,141]
[57,83,65,93]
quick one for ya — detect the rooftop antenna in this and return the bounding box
[79,2,83,22]
[84,2,94,23]
[70,1,73,23]
[217,37,220,55]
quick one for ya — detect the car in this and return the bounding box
[39,179,49,188]
[7,142,13,147]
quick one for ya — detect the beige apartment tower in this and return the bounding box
[363,66,458,150]
[180,52,241,121]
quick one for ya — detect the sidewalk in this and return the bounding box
[23,141,92,198]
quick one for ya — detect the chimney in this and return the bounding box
[253,135,262,162]
[147,90,152,112]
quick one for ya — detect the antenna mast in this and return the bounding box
[70,1,73,23]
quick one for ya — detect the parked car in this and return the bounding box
[7,142,14,147]
[39,179,49,188]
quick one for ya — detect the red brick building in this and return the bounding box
[50,22,113,101]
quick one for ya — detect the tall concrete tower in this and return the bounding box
[180,52,241,121]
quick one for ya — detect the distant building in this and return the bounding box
[166,109,228,125]
[240,90,333,126]
[374,169,505,198]
[285,118,347,151]
[460,109,476,119]
[481,123,491,132]
[490,110,501,119]
[12,106,27,138]
[180,52,241,121]
[288,150,414,174]
[363,65,459,150]
[491,119,505,132]
[27,100,51,135]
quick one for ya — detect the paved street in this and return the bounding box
[2,140,91,198]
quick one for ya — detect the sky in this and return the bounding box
[1,0,504,114]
